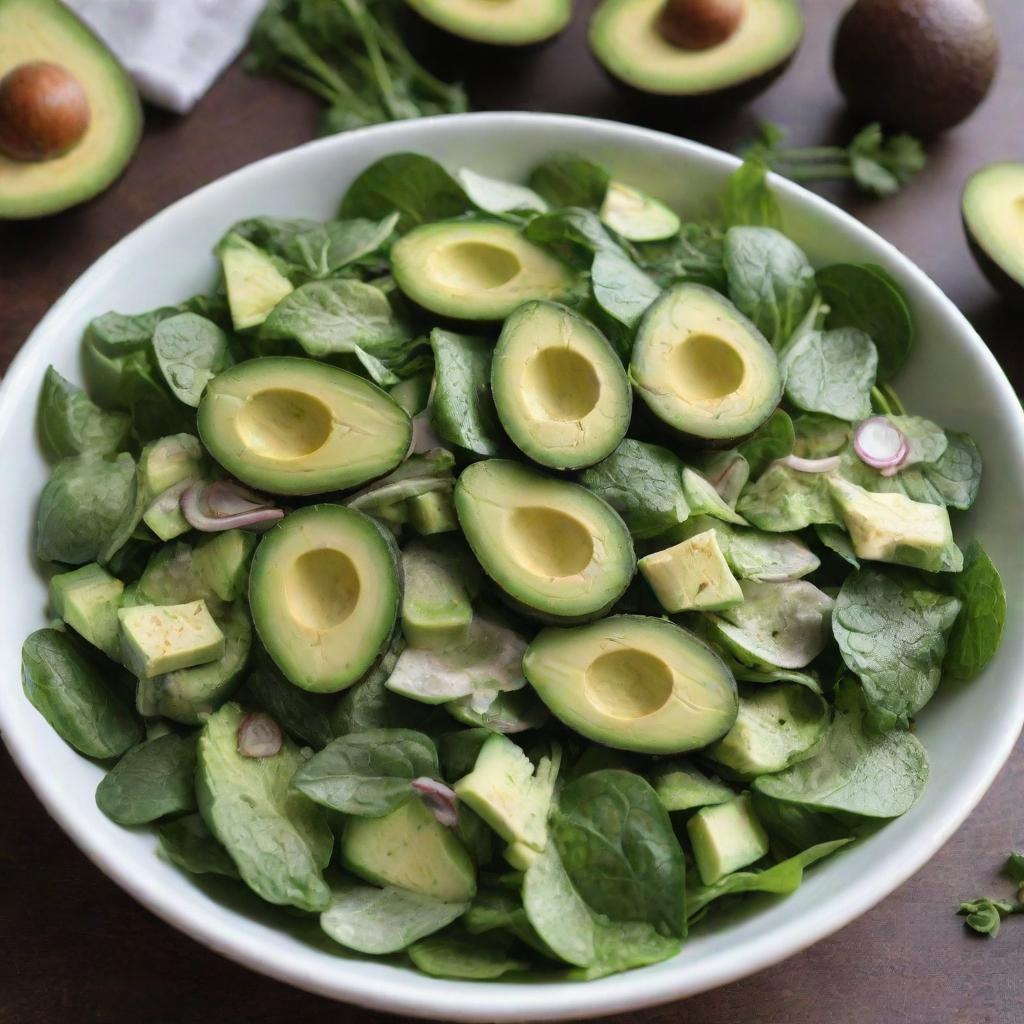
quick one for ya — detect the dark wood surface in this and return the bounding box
[1,2,1022,1022]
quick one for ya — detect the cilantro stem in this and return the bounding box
[774,146,847,162]
[781,165,857,181]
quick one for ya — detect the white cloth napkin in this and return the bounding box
[66,0,266,114]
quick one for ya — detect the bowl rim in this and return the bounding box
[2,111,1022,1021]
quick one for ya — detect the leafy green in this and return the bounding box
[942,541,1006,681]
[651,760,734,813]
[1005,852,1024,887]
[887,431,982,511]
[814,524,860,567]
[524,207,623,267]
[152,313,233,407]
[408,928,530,979]
[456,168,548,216]
[634,223,726,291]
[124,358,196,443]
[38,367,131,459]
[888,415,947,468]
[722,151,782,229]
[528,154,609,210]
[959,898,1022,938]
[590,250,661,334]
[95,733,197,825]
[681,468,748,525]
[244,666,333,749]
[737,410,795,478]
[158,812,239,878]
[782,326,878,422]
[737,461,839,532]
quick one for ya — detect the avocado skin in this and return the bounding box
[962,212,1024,308]
[832,0,998,136]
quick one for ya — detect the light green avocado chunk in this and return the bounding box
[491,301,631,471]
[142,479,192,542]
[401,539,479,650]
[406,0,571,45]
[454,734,560,852]
[340,797,477,903]
[600,181,680,242]
[687,794,770,886]
[639,529,743,612]
[523,614,737,754]
[118,600,225,679]
[408,489,459,535]
[391,220,575,322]
[49,563,124,659]
[139,433,205,501]
[829,477,961,572]
[218,232,294,330]
[194,529,257,603]
[651,759,735,813]
[504,841,542,871]
[197,702,332,910]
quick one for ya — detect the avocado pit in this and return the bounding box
[0,61,90,161]
[656,0,744,50]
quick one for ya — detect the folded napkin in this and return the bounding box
[66,0,266,114]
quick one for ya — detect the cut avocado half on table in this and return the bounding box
[491,301,632,471]
[590,0,803,100]
[963,162,1024,304]
[391,220,575,321]
[600,181,680,242]
[455,459,635,623]
[523,614,738,754]
[405,0,571,46]
[630,283,782,443]
[249,505,401,693]
[0,0,141,219]
[198,357,411,496]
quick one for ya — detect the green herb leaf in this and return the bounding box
[408,928,531,979]
[158,812,239,878]
[528,153,610,209]
[737,410,795,478]
[847,124,926,197]
[38,367,131,460]
[722,153,782,229]
[96,733,197,825]
[590,250,661,334]
[782,326,878,422]
[152,313,233,408]
[943,540,1006,681]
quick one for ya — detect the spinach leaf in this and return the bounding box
[339,153,471,232]
[244,667,333,749]
[408,928,531,979]
[456,168,548,216]
[737,409,795,478]
[158,812,239,878]
[463,889,555,956]
[87,307,179,357]
[737,462,840,532]
[722,154,782,229]
[152,313,233,408]
[36,453,138,565]
[943,541,1006,681]
[525,207,623,267]
[528,153,609,209]
[429,329,507,458]
[792,412,851,458]
[817,263,913,380]
[634,223,727,291]
[591,249,661,335]
[39,367,131,459]
[724,227,816,349]
[814,524,860,567]
[22,629,141,758]
[124,358,196,443]
[890,431,982,511]
[681,468,748,525]
[888,415,947,468]
[577,439,689,539]
[321,884,469,955]
[95,733,197,825]
[782,326,878,422]
[291,728,439,816]
[833,568,961,731]
[705,519,820,582]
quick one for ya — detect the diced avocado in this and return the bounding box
[705,683,829,780]
[407,489,459,535]
[340,797,476,903]
[600,181,680,242]
[218,233,294,330]
[49,563,124,659]
[406,0,571,45]
[391,220,575,322]
[401,539,478,650]
[118,600,225,679]
[639,529,743,612]
[198,358,411,496]
[829,477,961,572]
[523,614,737,754]
[963,162,1024,302]
[630,284,782,442]
[504,841,541,871]
[455,459,635,623]
[249,505,401,693]
[491,301,632,471]
[193,529,256,603]
[651,759,734,812]
[142,478,192,542]
[687,793,770,886]
[138,433,205,501]
[137,541,221,610]
[454,734,560,851]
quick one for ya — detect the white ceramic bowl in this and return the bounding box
[1,113,1022,1022]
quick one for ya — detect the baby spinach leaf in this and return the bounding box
[244,666,333,749]
[814,524,860,567]
[456,168,548,216]
[590,250,661,333]
[782,326,878,422]
[959,897,1022,938]
[722,154,782,230]
[320,883,469,955]
[892,431,982,511]
[291,728,439,816]
[95,733,197,825]
[87,307,179,357]
[528,153,610,210]
[152,313,233,408]
[681,468,748,525]
[408,928,531,979]
[943,541,1006,681]
[39,367,131,460]
[22,628,141,759]
[524,207,623,270]
[792,412,851,458]
[737,462,840,532]
[463,889,555,956]
[888,415,947,468]
[737,409,795,478]
[124,358,196,443]
[696,517,819,582]
[634,223,726,291]
[158,812,239,878]
[833,568,961,731]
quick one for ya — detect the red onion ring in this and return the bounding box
[180,481,284,532]
[411,777,459,827]
[237,712,283,758]
[854,417,909,475]
[776,454,842,474]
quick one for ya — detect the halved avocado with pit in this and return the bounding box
[405,0,571,45]
[962,162,1024,305]
[391,220,575,322]
[491,301,631,471]
[630,283,782,443]
[249,504,401,693]
[454,459,635,623]
[198,357,411,496]
[523,614,738,754]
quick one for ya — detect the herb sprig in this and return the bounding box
[958,852,1024,937]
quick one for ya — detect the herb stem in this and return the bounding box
[781,165,857,181]
[774,146,846,162]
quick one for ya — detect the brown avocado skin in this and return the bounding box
[833,0,998,136]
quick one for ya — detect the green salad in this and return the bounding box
[23,149,1006,981]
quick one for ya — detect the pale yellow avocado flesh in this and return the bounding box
[639,528,743,612]
[963,162,1024,285]
[600,181,680,242]
[118,600,225,679]
[407,0,571,44]
[523,614,738,754]
[219,234,294,330]
[590,0,803,95]
[687,793,770,885]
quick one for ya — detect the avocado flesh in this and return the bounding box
[491,301,631,471]
[198,357,411,496]
[406,0,570,45]
[639,528,743,613]
[400,539,476,650]
[249,504,401,693]
[590,0,803,97]
[963,162,1024,302]
[630,284,782,443]
[219,234,294,330]
[600,181,680,242]
[0,0,142,219]
[391,220,574,321]
[455,459,635,623]
[118,600,225,679]
[523,614,738,754]
[50,563,123,659]
[687,793,770,885]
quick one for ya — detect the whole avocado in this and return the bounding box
[832,0,998,136]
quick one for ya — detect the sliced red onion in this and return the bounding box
[180,481,284,532]
[412,777,459,827]
[237,712,283,758]
[202,480,276,517]
[776,454,842,474]
[854,417,909,476]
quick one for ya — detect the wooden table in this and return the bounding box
[1,2,1021,1021]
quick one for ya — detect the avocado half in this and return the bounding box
[589,0,803,102]
[0,0,142,219]
[962,162,1024,306]
[405,0,571,46]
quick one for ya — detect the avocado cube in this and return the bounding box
[401,543,474,650]
[652,759,734,813]
[49,563,124,660]
[193,529,257,602]
[138,433,205,502]
[407,490,459,535]
[504,841,541,871]
[639,529,743,612]
[118,600,225,679]
[219,233,294,330]
[687,793,770,886]
[142,479,192,542]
